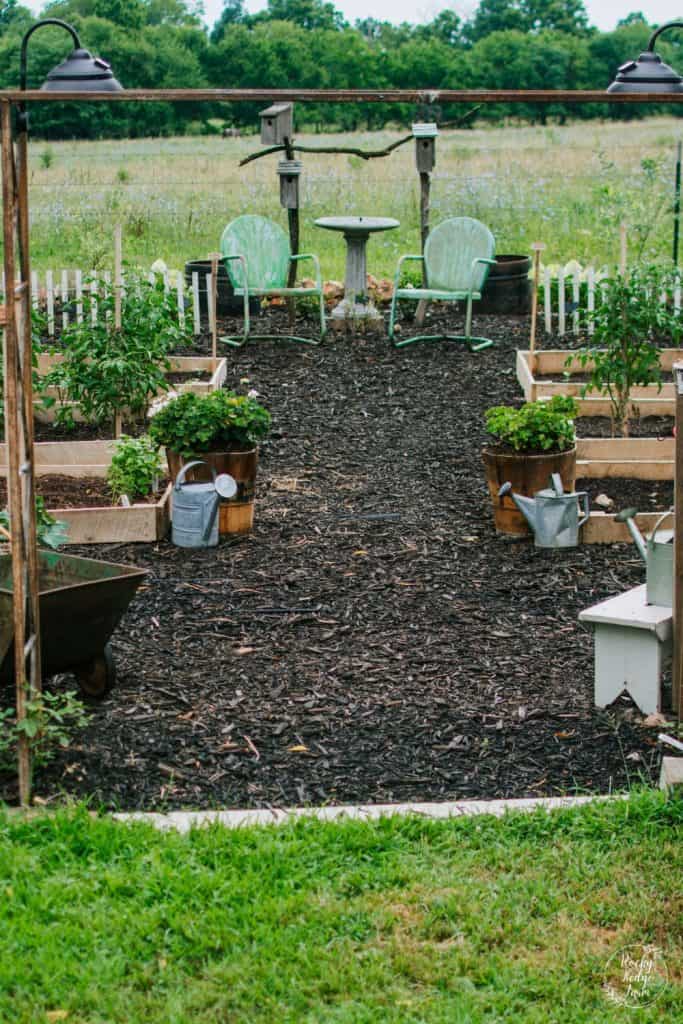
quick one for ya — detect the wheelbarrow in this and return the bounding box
[0,548,147,699]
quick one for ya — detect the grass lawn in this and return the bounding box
[0,791,681,1022]
[18,117,682,278]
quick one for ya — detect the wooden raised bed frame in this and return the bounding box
[34,353,227,423]
[0,439,171,544]
[516,349,683,417]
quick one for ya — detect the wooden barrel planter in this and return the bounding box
[167,448,258,535]
[482,446,577,536]
[477,255,532,315]
[184,260,260,318]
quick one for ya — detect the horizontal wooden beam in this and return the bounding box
[2,89,683,105]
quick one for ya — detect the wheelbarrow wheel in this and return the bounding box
[75,644,116,700]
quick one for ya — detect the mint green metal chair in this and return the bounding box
[219,215,326,347]
[388,217,496,351]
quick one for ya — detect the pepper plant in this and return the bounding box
[107,435,163,501]
[570,266,682,437]
[42,274,189,431]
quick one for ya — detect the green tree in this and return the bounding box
[261,0,347,31]
[467,0,590,43]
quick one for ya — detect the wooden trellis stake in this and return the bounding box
[1,97,42,806]
[529,242,546,372]
[114,224,123,438]
[619,222,628,275]
[208,251,220,367]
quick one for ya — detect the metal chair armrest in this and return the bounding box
[291,252,322,290]
[394,254,424,291]
[470,256,496,289]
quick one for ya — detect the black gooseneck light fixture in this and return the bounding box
[608,20,683,93]
[18,17,122,130]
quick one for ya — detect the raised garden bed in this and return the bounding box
[34,353,227,423]
[516,348,683,417]
[0,442,171,544]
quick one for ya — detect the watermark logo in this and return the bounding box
[603,943,668,1009]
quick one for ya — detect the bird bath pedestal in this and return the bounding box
[315,216,399,330]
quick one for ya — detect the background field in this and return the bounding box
[17,116,683,280]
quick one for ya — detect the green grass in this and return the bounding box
[14,117,683,281]
[0,791,681,1021]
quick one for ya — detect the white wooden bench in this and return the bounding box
[579,584,672,715]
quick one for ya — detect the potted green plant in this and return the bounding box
[571,266,681,437]
[482,395,579,536]
[148,389,271,534]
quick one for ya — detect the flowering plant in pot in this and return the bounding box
[482,395,578,535]
[149,390,271,534]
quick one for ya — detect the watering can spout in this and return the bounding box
[615,507,647,562]
[498,482,538,532]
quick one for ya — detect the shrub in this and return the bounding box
[0,690,90,773]
[485,395,578,454]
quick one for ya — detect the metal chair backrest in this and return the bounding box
[220,215,291,291]
[424,217,495,292]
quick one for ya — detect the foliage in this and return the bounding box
[571,266,681,436]
[0,792,682,1020]
[0,690,90,772]
[0,498,69,549]
[107,434,163,501]
[485,394,578,452]
[148,389,271,457]
[42,274,188,430]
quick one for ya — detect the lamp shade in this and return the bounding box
[608,50,683,93]
[41,48,122,92]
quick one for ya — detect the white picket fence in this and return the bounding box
[539,266,682,337]
[3,263,682,339]
[0,267,215,338]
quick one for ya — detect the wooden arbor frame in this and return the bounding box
[2,88,683,806]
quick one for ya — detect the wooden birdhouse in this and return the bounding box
[277,160,302,209]
[259,103,294,145]
[412,123,438,173]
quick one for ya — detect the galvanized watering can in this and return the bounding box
[615,507,673,607]
[498,473,590,549]
[172,460,237,549]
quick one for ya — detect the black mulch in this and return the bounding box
[6,312,667,809]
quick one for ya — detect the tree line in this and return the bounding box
[0,0,680,137]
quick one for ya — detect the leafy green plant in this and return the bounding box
[107,435,163,501]
[485,395,578,453]
[42,274,189,431]
[571,266,681,437]
[148,390,271,458]
[0,498,68,549]
[0,690,90,772]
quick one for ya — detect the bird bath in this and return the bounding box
[315,216,399,326]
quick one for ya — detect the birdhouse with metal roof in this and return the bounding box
[260,103,294,145]
[277,160,302,209]
[412,123,438,173]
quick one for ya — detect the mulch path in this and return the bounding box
[1,312,669,808]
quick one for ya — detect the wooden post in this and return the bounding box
[209,252,219,368]
[283,136,299,319]
[674,361,683,719]
[415,170,432,327]
[114,225,123,439]
[2,98,41,806]
[529,242,545,372]
[619,222,628,275]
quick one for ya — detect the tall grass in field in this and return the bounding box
[15,117,683,280]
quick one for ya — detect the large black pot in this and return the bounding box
[184,259,260,318]
[477,255,532,315]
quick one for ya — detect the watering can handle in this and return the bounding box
[576,490,590,529]
[651,507,674,541]
[174,460,217,491]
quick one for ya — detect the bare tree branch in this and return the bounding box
[238,107,481,167]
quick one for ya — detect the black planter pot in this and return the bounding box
[478,255,532,315]
[184,259,260,318]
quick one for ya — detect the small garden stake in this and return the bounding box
[209,251,219,368]
[619,222,628,275]
[529,242,545,375]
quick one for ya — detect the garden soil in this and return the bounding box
[2,312,669,808]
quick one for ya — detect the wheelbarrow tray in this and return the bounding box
[0,550,147,682]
